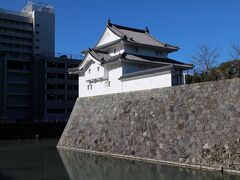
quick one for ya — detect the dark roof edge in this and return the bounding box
[88,49,105,62]
[107,25,124,37]
[119,65,173,80]
[109,22,146,33]
[94,39,122,50]
[68,67,81,74]
[173,63,194,69]
[95,37,178,52]
[124,40,178,52]
[101,53,124,64]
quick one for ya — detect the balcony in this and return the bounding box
[0,37,32,46]
[0,22,33,32]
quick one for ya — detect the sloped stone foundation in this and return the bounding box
[58,78,240,174]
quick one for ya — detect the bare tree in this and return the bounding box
[192,43,220,73]
[230,42,240,60]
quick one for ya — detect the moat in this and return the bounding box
[0,139,239,180]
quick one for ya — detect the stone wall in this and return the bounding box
[58,78,240,173]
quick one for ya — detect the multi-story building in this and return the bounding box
[70,21,193,97]
[33,55,79,122]
[0,2,80,122]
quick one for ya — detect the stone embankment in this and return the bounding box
[58,78,240,174]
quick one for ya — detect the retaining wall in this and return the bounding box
[58,78,240,173]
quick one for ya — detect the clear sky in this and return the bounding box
[1,0,240,63]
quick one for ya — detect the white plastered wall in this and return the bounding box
[96,27,121,47]
[79,66,172,97]
[122,73,172,92]
[79,61,123,97]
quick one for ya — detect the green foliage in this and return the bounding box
[186,60,240,84]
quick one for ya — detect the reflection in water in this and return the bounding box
[0,139,70,180]
[58,148,239,180]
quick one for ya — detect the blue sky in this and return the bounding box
[1,0,240,63]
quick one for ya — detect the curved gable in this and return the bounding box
[96,27,121,47]
[79,52,101,71]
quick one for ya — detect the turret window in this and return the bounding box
[87,84,93,90]
[155,51,163,56]
[134,47,138,53]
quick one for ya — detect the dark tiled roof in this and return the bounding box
[122,54,193,69]
[87,49,109,62]
[124,54,184,65]
[87,49,193,69]
[108,22,179,51]
[68,67,80,74]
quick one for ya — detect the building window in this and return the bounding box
[87,84,92,90]
[57,63,65,68]
[35,46,39,49]
[67,96,73,101]
[36,31,40,34]
[67,74,73,80]
[47,73,56,79]
[67,85,73,90]
[88,69,91,74]
[105,81,111,87]
[47,84,56,90]
[47,109,65,114]
[47,94,55,100]
[97,67,100,71]
[36,24,40,27]
[47,62,56,68]
[155,51,163,56]
[35,39,39,42]
[134,47,138,53]
[113,49,116,53]
[67,64,74,68]
[57,84,65,90]
[57,74,65,79]
[57,95,65,101]
[74,75,78,80]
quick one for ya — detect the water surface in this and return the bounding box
[0,139,239,180]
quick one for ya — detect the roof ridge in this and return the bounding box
[110,23,146,33]
[107,25,124,37]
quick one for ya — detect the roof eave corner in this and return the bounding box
[107,18,112,27]
[173,63,194,70]
[68,67,80,75]
[168,47,180,53]
[175,47,180,51]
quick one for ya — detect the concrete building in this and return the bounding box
[0,2,80,122]
[32,55,79,122]
[70,21,193,97]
